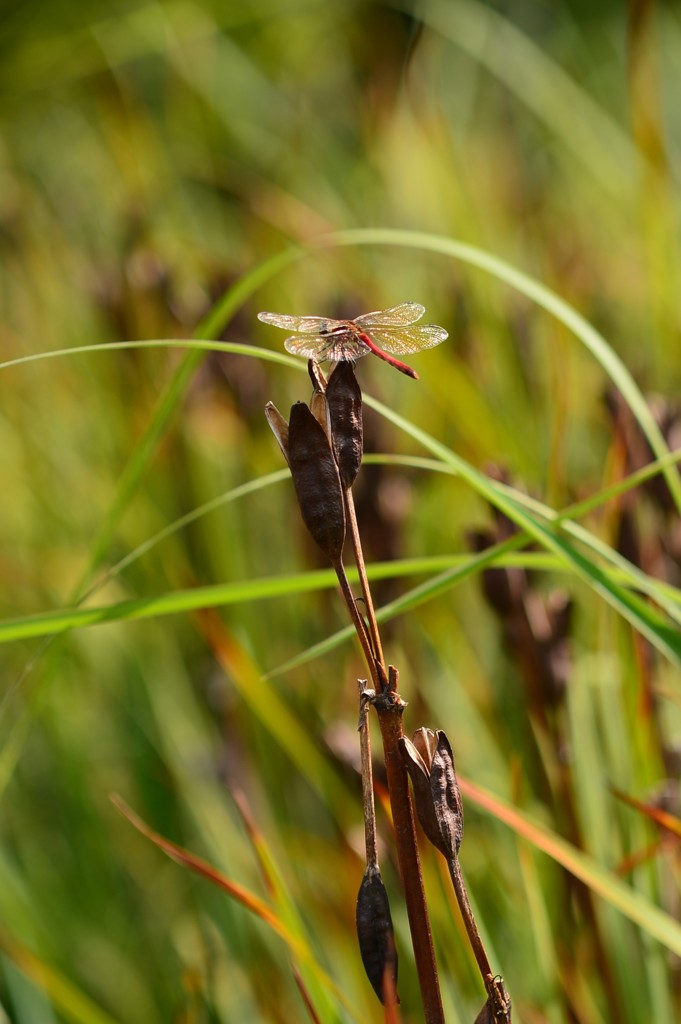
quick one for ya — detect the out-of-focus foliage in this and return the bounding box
[1,1,681,1021]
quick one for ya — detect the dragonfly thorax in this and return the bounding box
[319,329,371,363]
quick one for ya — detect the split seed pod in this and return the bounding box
[356,863,399,1005]
[325,361,363,488]
[400,728,463,860]
[287,401,346,562]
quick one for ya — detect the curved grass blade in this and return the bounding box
[364,393,681,665]
[322,228,681,515]
[0,339,297,373]
[371,451,681,622]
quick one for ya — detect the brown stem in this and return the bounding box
[358,682,378,868]
[447,855,493,984]
[374,669,445,1024]
[333,557,381,690]
[344,488,386,676]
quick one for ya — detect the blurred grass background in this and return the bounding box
[2,0,681,1021]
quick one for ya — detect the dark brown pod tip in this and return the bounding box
[356,863,399,1006]
[325,361,363,489]
[288,401,346,562]
[400,728,464,860]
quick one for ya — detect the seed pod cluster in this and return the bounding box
[400,728,463,860]
[264,360,364,564]
[355,863,399,1006]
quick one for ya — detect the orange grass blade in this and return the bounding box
[610,786,681,840]
[111,794,302,953]
[457,776,681,956]
[111,795,355,1019]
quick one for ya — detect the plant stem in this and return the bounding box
[357,683,378,869]
[374,670,445,1024]
[333,557,381,690]
[344,488,386,672]
[447,856,493,984]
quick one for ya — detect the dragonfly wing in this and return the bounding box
[283,333,331,358]
[363,324,448,355]
[283,331,370,361]
[258,312,343,334]
[354,302,426,328]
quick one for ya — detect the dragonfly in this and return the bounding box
[257,301,448,379]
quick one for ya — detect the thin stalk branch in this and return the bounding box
[358,682,378,868]
[447,856,493,984]
[344,488,386,673]
[333,557,381,690]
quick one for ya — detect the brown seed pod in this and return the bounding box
[400,728,464,860]
[325,361,363,489]
[287,401,346,562]
[356,863,399,1006]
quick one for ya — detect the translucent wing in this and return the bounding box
[361,324,448,355]
[283,330,370,362]
[258,311,345,334]
[353,302,426,328]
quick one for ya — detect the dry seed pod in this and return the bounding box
[288,401,346,562]
[356,863,399,1005]
[474,1002,494,1024]
[400,728,463,860]
[325,361,363,488]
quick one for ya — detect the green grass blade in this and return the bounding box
[364,393,681,663]
[0,340,298,373]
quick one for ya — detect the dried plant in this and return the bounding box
[263,310,512,1023]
